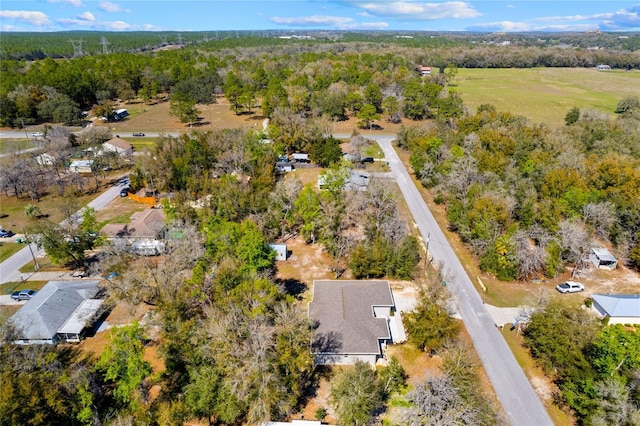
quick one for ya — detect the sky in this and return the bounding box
[1,1,639,33]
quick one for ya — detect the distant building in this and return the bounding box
[101,208,166,241]
[291,153,310,162]
[68,159,94,173]
[103,137,133,156]
[419,65,432,76]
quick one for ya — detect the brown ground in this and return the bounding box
[90,96,405,136]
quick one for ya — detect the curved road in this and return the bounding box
[374,135,552,426]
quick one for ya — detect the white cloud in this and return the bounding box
[467,20,597,32]
[270,14,388,29]
[0,10,50,26]
[345,1,481,20]
[98,2,122,13]
[77,11,95,22]
[47,0,83,6]
[103,20,131,30]
[533,4,640,30]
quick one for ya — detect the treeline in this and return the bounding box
[401,99,640,279]
[2,37,639,129]
[2,30,639,61]
[525,300,640,424]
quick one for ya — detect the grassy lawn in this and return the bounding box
[129,138,157,151]
[0,242,22,262]
[0,280,48,295]
[0,169,130,233]
[455,68,640,127]
[0,138,35,154]
[19,257,63,273]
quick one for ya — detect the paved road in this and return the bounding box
[375,135,552,426]
[0,175,128,284]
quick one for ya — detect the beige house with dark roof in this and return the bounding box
[103,137,133,156]
[309,280,400,365]
[101,208,165,241]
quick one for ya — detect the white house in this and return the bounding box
[309,280,400,365]
[103,137,133,156]
[68,159,94,173]
[591,294,640,325]
[589,247,618,270]
[10,280,105,345]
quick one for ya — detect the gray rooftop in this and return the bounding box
[592,294,640,318]
[591,247,617,262]
[309,280,393,355]
[10,280,102,341]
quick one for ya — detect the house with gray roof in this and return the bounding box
[309,280,399,365]
[591,294,640,325]
[10,280,105,345]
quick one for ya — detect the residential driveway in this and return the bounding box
[0,295,25,306]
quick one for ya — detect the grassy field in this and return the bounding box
[0,242,22,263]
[455,68,640,127]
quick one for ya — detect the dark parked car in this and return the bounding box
[360,157,374,163]
[0,229,15,238]
[132,132,145,136]
[120,187,130,197]
[11,289,37,301]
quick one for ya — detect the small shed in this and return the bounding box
[269,244,287,261]
[589,247,618,270]
[68,160,94,173]
[291,153,309,162]
[419,65,432,75]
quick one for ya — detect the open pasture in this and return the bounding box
[455,67,640,127]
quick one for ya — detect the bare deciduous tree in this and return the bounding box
[583,202,615,241]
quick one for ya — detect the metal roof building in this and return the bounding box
[10,280,104,344]
[592,294,640,325]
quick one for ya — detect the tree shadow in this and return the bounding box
[276,278,307,299]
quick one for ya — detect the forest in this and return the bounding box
[0,32,639,425]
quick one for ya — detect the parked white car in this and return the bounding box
[556,281,585,293]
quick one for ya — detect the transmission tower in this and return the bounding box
[159,35,168,46]
[100,36,110,54]
[176,33,183,46]
[68,39,85,57]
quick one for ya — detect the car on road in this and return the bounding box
[556,281,585,293]
[132,132,145,137]
[120,187,130,197]
[10,289,37,301]
[31,132,43,138]
[0,229,15,238]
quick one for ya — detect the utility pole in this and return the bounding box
[100,36,110,54]
[68,39,85,57]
